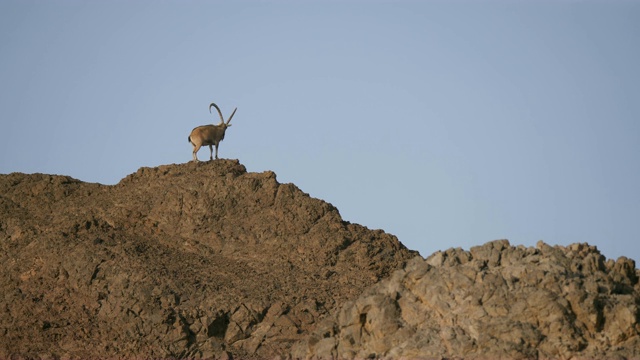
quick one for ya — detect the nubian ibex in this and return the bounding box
[188,102,237,161]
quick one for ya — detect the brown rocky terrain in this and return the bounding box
[0,160,415,359]
[1,160,639,359]
[292,240,640,360]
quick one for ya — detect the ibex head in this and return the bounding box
[210,102,237,127]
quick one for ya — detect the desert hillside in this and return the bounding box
[0,160,415,359]
[1,160,639,359]
[293,240,640,359]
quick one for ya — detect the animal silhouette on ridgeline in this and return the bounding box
[188,102,237,161]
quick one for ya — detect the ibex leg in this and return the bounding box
[192,144,201,162]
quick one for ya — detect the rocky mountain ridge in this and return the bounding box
[293,240,640,359]
[1,160,639,359]
[1,160,415,359]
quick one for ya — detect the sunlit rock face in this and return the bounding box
[292,240,640,360]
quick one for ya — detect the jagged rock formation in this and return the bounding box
[292,240,640,359]
[3,160,640,359]
[0,160,416,359]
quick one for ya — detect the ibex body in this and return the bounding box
[188,103,237,161]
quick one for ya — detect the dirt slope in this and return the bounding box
[0,160,416,359]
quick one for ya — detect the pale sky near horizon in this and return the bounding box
[1,1,639,265]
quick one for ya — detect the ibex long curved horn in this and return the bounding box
[226,108,237,124]
[209,103,225,124]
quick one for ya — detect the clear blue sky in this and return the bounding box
[1,1,639,265]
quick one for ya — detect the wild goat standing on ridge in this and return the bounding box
[188,102,237,161]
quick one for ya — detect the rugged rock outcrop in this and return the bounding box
[292,240,640,359]
[0,160,416,359]
[3,160,640,359]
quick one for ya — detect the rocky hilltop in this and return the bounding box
[1,160,640,359]
[293,240,640,359]
[0,160,415,359]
